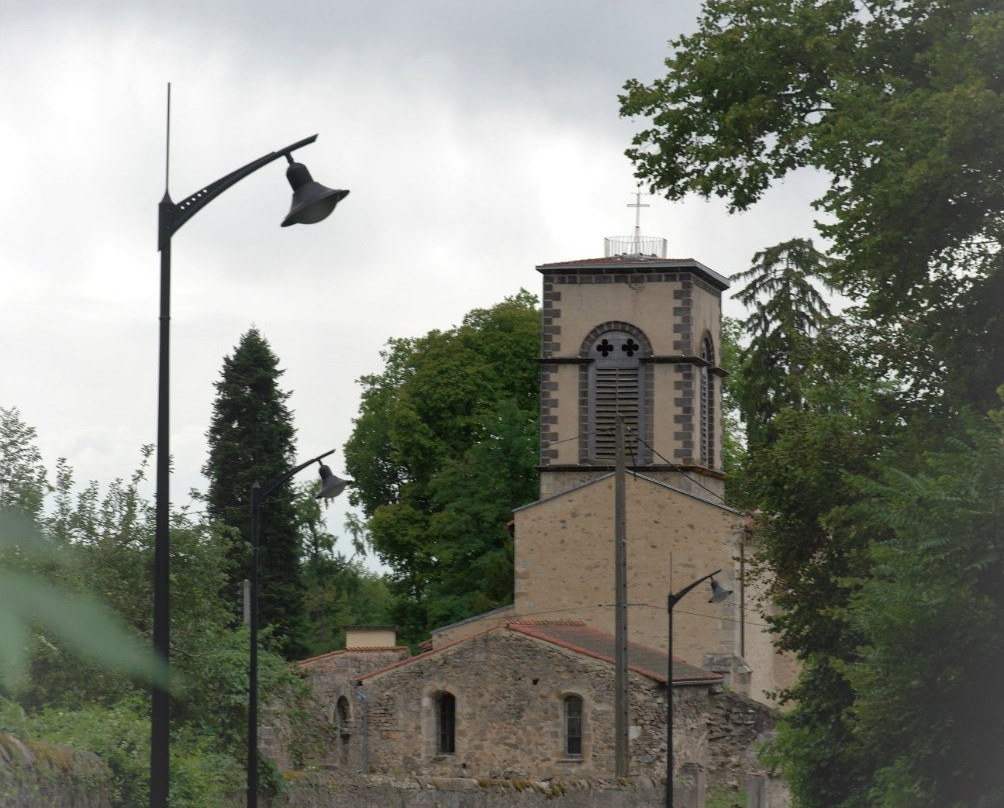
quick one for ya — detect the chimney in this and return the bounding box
[345,625,397,649]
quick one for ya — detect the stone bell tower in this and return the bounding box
[536,234,729,501]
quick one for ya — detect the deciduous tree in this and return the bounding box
[842,406,1004,807]
[623,4,1004,803]
[0,407,48,522]
[621,0,1004,412]
[292,483,392,655]
[344,292,540,642]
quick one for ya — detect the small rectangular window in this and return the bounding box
[565,696,583,757]
[438,693,456,754]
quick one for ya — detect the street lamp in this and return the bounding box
[153,86,349,808]
[666,570,732,808]
[248,451,351,808]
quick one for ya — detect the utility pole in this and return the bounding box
[614,417,630,777]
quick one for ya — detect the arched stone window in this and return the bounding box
[436,691,456,754]
[581,323,651,462]
[563,695,583,757]
[699,333,715,468]
[335,695,350,730]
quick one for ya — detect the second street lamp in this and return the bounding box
[152,84,349,808]
[666,570,732,808]
[248,451,351,808]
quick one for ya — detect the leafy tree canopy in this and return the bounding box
[344,291,540,642]
[838,404,1004,807]
[621,0,1004,411]
[0,407,48,522]
[292,482,393,656]
[0,407,338,806]
[631,4,1004,803]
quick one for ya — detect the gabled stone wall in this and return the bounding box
[298,647,411,772]
[347,628,762,783]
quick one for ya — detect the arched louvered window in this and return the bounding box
[699,334,715,468]
[587,329,645,460]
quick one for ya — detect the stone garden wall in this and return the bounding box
[0,733,111,808]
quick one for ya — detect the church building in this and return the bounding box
[431,234,793,704]
[297,232,793,784]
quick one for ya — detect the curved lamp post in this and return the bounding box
[248,451,351,808]
[152,89,349,808]
[666,570,732,808]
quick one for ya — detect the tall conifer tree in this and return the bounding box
[203,328,308,658]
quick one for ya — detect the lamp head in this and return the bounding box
[281,161,349,227]
[708,578,733,604]
[316,463,352,500]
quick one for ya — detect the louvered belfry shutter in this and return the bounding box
[589,331,642,460]
[699,334,715,468]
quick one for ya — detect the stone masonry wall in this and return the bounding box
[512,475,746,694]
[0,733,111,808]
[298,648,410,772]
[272,773,671,808]
[356,629,719,782]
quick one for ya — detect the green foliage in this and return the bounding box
[706,782,746,808]
[1,413,262,805]
[730,239,835,448]
[732,334,904,806]
[27,698,150,808]
[628,5,1004,803]
[0,407,48,523]
[203,327,308,659]
[734,315,1003,807]
[169,734,244,808]
[838,408,1004,807]
[290,483,393,655]
[0,391,392,805]
[17,695,248,808]
[718,316,745,479]
[766,655,870,808]
[171,626,319,789]
[9,446,233,712]
[301,554,393,657]
[0,508,167,696]
[344,291,540,642]
[621,0,1004,413]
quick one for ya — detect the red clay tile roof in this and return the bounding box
[351,620,721,686]
[506,619,722,685]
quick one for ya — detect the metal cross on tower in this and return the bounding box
[628,187,650,254]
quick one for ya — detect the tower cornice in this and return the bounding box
[536,255,730,292]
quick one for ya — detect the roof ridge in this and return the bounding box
[298,645,409,668]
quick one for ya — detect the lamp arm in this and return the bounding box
[158,134,319,250]
[668,569,722,610]
[252,448,335,506]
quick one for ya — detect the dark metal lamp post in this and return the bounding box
[152,86,349,808]
[248,452,351,808]
[666,570,732,808]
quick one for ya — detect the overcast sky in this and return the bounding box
[1,0,824,562]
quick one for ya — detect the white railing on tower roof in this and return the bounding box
[604,236,667,258]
